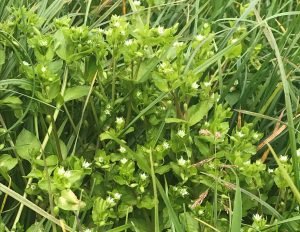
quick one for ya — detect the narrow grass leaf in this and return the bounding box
[230,170,242,232]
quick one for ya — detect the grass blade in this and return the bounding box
[230,169,242,232]
[0,183,72,231]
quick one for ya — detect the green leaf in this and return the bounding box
[165,118,187,124]
[136,57,159,83]
[26,222,44,232]
[92,197,109,226]
[152,73,169,92]
[225,42,242,59]
[34,155,58,166]
[53,30,68,60]
[0,154,18,171]
[187,98,214,126]
[0,183,72,231]
[64,86,90,102]
[106,224,132,232]
[156,180,184,232]
[155,165,171,175]
[179,212,199,232]
[231,172,242,232]
[0,96,22,105]
[0,49,5,65]
[16,129,41,162]
[268,144,300,204]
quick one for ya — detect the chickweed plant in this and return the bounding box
[0,0,300,231]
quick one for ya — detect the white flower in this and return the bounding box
[229,86,236,92]
[133,0,141,6]
[268,168,274,173]
[162,141,170,150]
[57,167,65,175]
[177,130,186,138]
[22,61,30,66]
[236,131,245,138]
[173,41,184,47]
[297,149,300,157]
[84,229,92,232]
[39,40,48,46]
[41,66,47,73]
[124,39,133,46]
[157,26,164,35]
[120,158,128,164]
[196,34,205,41]
[203,82,211,87]
[255,160,262,165]
[279,155,288,162]
[104,109,111,115]
[114,192,122,200]
[253,133,259,139]
[253,213,262,221]
[160,106,166,111]
[82,160,91,168]
[106,196,115,204]
[178,156,186,166]
[198,209,204,215]
[179,188,189,197]
[119,146,126,153]
[120,30,126,36]
[192,82,199,89]
[231,38,238,44]
[203,23,209,28]
[114,21,120,28]
[64,170,71,178]
[116,117,125,125]
[140,173,148,180]
[243,161,250,165]
[136,91,142,97]
[98,157,104,163]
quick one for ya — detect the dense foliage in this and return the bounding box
[0,1,300,231]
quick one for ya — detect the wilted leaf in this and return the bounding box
[57,189,86,211]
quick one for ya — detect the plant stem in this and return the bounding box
[149,149,159,232]
[11,67,69,230]
[112,49,117,106]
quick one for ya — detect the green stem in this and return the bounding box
[11,67,69,230]
[147,5,151,26]
[112,50,117,106]
[150,149,159,232]
[35,114,57,232]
